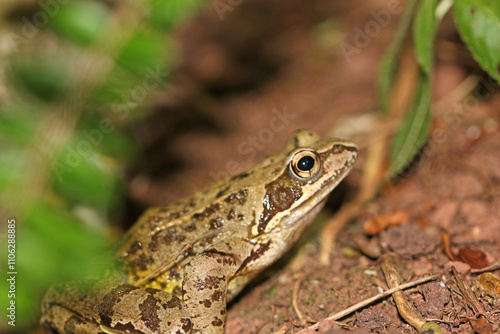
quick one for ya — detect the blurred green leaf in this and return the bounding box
[91,64,169,116]
[413,0,437,74]
[0,108,38,145]
[378,0,419,114]
[0,202,111,328]
[79,118,138,161]
[0,0,207,331]
[52,140,120,207]
[383,0,440,178]
[26,201,109,254]
[149,0,203,30]
[11,61,69,102]
[0,151,26,191]
[116,31,169,76]
[454,0,500,81]
[98,130,137,161]
[49,0,109,45]
[390,75,431,177]
[91,66,144,104]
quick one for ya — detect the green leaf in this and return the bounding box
[468,0,500,23]
[11,61,70,102]
[52,139,120,207]
[0,150,26,192]
[116,31,169,77]
[98,130,137,161]
[0,202,111,329]
[378,0,420,114]
[26,202,109,255]
[389,75,432,177]
[454,0,500,82]
[49,0,109,45]
[90,66,143,104]
[78,118,138,161]
[149,0,203,30]
[0,108,38,145]
[413,0,438,74]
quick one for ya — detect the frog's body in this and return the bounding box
[41,130,357,334]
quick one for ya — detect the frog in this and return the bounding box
[41,129,358,334]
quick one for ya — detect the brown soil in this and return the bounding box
[124,0,500,333]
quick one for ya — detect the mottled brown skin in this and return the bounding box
[41,130,357,334]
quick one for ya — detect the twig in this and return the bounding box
[381,257,426,331]
[471,262,500,274]
[292,279,307,325]
[320,201,365,265]
[432,74,479,113]
[295,275,438,333]
[442,231,459,261]
[451,266,488,318]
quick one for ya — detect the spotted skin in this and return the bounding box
[42,280,192,334]
[41,130,357,333]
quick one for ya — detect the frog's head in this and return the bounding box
[253,129,357,236]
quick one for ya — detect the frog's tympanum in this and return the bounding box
[41,130,357,334]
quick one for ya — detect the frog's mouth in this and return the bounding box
[304,154,356,204]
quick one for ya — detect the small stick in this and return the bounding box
[382,257,426,330]
[470,263,500,274]
[451,266,488,317]
[295,275,438,333]
[292,279,307,325]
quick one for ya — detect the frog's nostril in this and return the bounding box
[332,145,345,154]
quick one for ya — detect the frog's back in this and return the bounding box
[116,154,284,291]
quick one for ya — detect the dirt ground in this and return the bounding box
[122,0,500,333]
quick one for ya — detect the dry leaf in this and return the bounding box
[442,232,488,269]
[363,210,410,235]
[457,247,489,269]
[479,273,500,296]
[470,316,493,334]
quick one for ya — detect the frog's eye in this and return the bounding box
[289,150,321,181]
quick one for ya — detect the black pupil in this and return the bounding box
[297,155,315,171]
